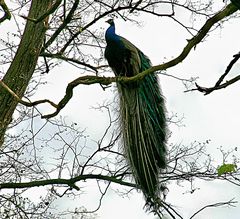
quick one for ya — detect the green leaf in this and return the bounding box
[217,163,237,176]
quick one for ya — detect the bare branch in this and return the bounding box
[0,0,11,23]
[186,51,240,95]
[41,52,100,72]
[0,80,58,108]
[0,174,136,190]
[190,199,237,219]
[41,75,115,119]
[144,3,238,75]
[215,51,240,87]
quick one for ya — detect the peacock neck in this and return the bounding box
[105,23,120,42]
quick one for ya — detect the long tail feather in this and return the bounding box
[117,59,167,208]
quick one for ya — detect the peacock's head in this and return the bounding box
[105,18,114,26]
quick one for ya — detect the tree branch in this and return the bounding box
[142,3,238,75]
[41,75,116,119]
[0,80,58,108]
[187,52,240,95]
[215,51,240,87]
[40,52,100,72]
[194,75,240,94]
[0,0,11,23]
[0,174,136,190]
[189,199,237,219]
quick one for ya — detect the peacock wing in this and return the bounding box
[120,37,141,76]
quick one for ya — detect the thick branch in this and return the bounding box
[42,75,116,119]
[0,174,136,190]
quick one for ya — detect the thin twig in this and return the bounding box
[189,199,237,219]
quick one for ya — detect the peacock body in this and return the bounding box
[104,19,167,208]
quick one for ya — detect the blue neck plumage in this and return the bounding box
[105,23,120,42]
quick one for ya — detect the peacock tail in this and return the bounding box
[104,19,167,209]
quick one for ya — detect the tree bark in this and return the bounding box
[0,0,52,146]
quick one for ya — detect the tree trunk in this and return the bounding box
[0,0,52,146]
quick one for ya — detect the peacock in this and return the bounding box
[104,19,167,210]
[230,0,240,9]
